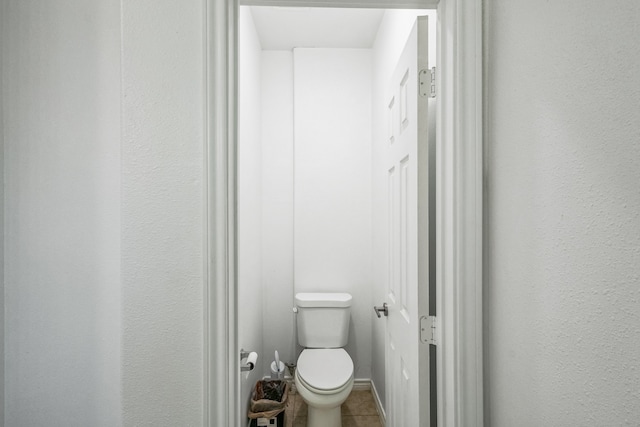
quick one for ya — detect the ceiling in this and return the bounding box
[249,6,386,50]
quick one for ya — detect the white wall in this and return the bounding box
[293,48,373,380]
[2,1,122,425]
[4,1,208,424]
[120,1,204,425]
[238,6,265,421]
[261,50,296,369]
[0,3,5,424]
[485,1,640,425]
[370,9,436,411]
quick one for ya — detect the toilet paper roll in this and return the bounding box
[246,352,258,370]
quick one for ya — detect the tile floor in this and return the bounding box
[284,389,383,427]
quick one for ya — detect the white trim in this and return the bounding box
[205,1,484,426]
[436,0,483,426]
[371,379,387,426]
[352,378,373,391]
[240,0,438,8]
[205,0,238,426]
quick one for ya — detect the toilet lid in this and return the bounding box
[297,349,353,391]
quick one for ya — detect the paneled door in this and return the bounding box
[384,16,433,427]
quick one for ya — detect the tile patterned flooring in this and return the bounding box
[284,389,383,427]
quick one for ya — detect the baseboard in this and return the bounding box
[352,378,372,391]
[370,379,386,426]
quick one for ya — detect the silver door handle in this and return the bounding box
[374,303,388,318]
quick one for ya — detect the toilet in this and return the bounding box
[294,292,355,427]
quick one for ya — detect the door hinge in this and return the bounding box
[429,67,436,98]
[419,67,436,98]
[420,315,437,345]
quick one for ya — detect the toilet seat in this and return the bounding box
[297,371,353,396]
[297,348,354,392]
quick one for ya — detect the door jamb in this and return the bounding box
[203,0,483,426]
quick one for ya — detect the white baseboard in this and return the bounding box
[352,378,372,391]
[370,379,386,426]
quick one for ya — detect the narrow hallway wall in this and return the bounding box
[485,1,640,425]
[120,0,205,424]
[2,1,122,425]
[3,1,210,425]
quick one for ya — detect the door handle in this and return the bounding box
[374,303,388,318]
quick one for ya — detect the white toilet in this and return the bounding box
[294,292,355,427]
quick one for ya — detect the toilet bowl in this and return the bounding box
[294,348,354,427]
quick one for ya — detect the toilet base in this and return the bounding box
[307,405,342,427]
[295,371,353,427]
[294,356,354,427]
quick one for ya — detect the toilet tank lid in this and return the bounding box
[295,293,352,308]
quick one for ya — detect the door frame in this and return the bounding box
[203,0,483,426]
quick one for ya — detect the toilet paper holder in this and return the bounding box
[240,349,257,372]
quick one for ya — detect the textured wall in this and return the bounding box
[2,1,122,425]
[120,1,204,425]
[485,1,640,425]
[3,1,208,425]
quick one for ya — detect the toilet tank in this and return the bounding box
[295,293,352,348]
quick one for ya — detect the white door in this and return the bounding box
[382,16,433,427]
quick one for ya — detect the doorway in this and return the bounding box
[237,6,436,426]
[204,1,483,426]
